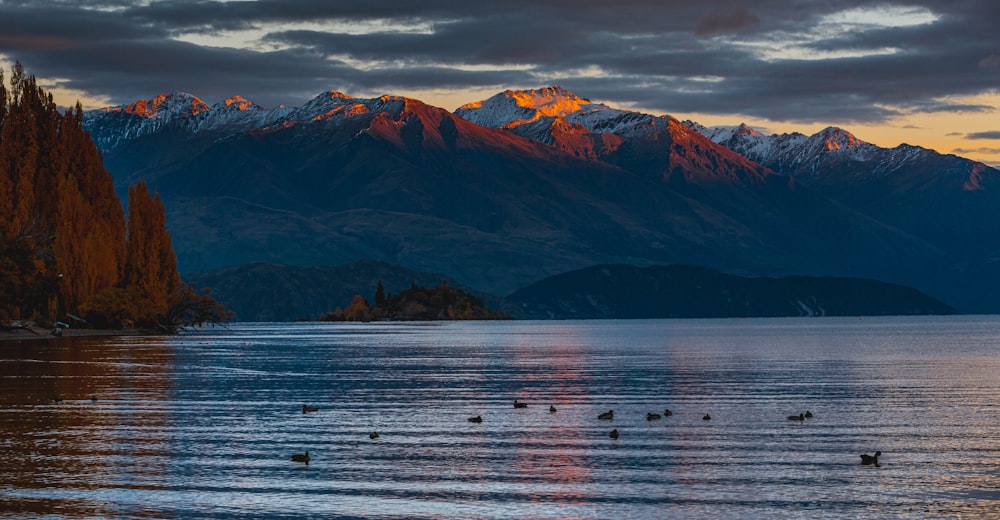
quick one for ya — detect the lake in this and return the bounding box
[1,316,999,518]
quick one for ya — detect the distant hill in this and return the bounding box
[183,259,506,321]
[506,264,954,319]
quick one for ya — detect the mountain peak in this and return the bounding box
[735,123,764,137]
[814,126,866,151]
[113,92,209,119]
[219,96,264,112]
[502,85,593,118]
[455,85,598,126]
[456,86,659,138]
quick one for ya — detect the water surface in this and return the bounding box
[2,316,999,518]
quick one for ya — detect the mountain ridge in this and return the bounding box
[81,85,997,312]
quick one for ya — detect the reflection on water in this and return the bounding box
[1,316,1000,518]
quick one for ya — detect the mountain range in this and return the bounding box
[82,86,1000,314]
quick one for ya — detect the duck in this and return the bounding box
[609,429,619,440]
[647,412,662,421]
[514,399,528,409]
[804,411,813,418]
[549,405,557,413]
[703,414,711,421]
[598,410,614,420]
[90,395,98,403]
[663,409,672,417]
[291,451,310,464]
[370,431,380,440]
[302,404,319,414]
[788,413,805,421]
[467,415,483,423]
[860,451,881,466]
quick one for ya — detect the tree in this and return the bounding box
[124,181,180,326]
[343,294,372,322]
[374,280,386,305]
[158,282,232,332]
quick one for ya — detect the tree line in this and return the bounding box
[0,63,227,330]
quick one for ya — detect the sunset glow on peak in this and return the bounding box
[223,95,258,111]
[508,86,593,118]
[818,127,864,150]
[115,92,209,119]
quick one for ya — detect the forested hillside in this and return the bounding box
[0,63,224,330]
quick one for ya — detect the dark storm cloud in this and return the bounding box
[694,8,761,36]
[0,0,998,124]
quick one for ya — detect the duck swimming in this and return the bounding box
[860,451,881,466]
[647,413,662,421]
[549,405,557,413]
[703,414,711,420]
[609,429,619,439]
[370,432,379,440]
[663,409,672,417]
[291,451,310,464]
[804,411,813,418]
[598,410,614,420]
[468,415,483,423]
[514,400,528,409]
[302,404,319,413]
[788,413,805,421]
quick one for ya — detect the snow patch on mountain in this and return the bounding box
[456,85,666,138]
[684,121,899,174]
[84,90,425,151]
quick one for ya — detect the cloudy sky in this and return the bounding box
[1,0,998,165]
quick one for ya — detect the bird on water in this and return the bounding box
[609,429,619,440]
[860,451,881,466]
[598,410,614,420]
[788,413,805,421]
[468,415,483,423]
[291,451,310,465]
[647,412,662,421]
[302,404,318,413]
[370,431,380,440]
[514,400,527,409]
[549,405,557,413]
[703,414,711,420]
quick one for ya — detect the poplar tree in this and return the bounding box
[124,180,180,326]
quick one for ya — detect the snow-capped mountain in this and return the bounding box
[456,85,658,138]
[687,120,1000,195]
[456,86,775,186]
[84,92,286,150]
[84,90,427,151]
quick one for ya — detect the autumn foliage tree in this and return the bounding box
[0,62,226,330]
[124,181,180,326]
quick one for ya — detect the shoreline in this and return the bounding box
[0,325,159,342]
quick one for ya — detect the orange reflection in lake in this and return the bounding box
[0,335,174,517]
[508,324,595,506]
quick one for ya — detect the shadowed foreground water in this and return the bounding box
[1,316,999,518]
